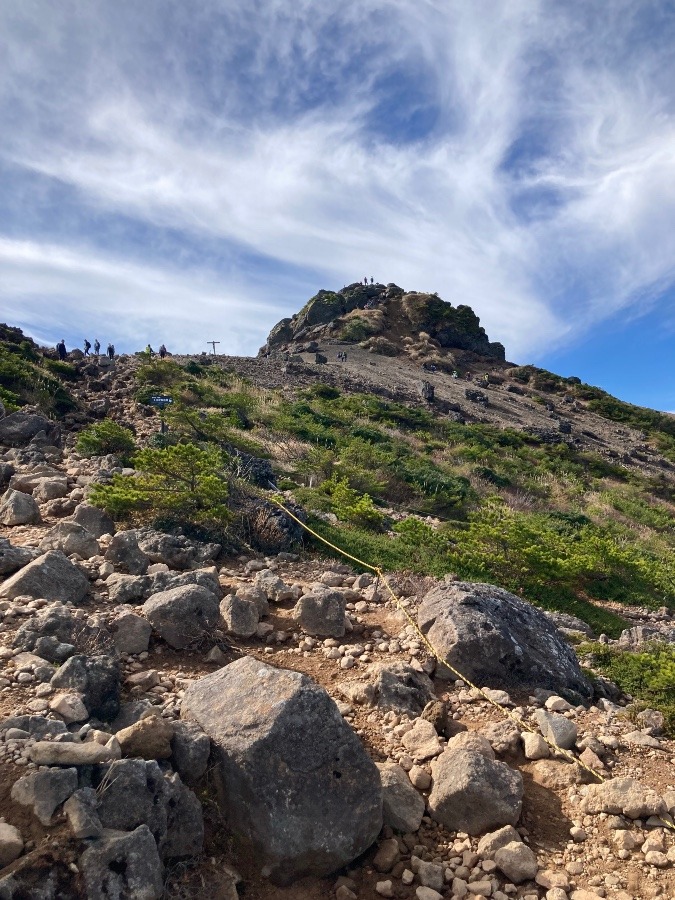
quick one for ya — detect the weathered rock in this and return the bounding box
[418,581,592,699]
[401,719,442,761]
[11,767,78,825]
[117,717,174,759]
[293,590,346,638]
[181,656,383,883]
[368,662,435,716]
[94,759,202,859]
[494,841,538,882]
[0,488,41,526]
[0,823,24,867]
[220,595,259,637]
[95,759,169,847]
[12,603,106,660]
[373,837,399,873]
[254,568,297,602]
[143,584,221,649]
[170,721,211,784]
[477,825,522,858]
[137,529,220,570]
[71,503,116,538]
[49,691,89,723]
[29,741,120,766]
[527,759,579,790]
[111,612,152,654]
[79,825,164,900]
[532,710,578,750]
[581,777,667,819]
[163,772,205,858]
[106,572,148,604]
[235,584,269,615]
[50,653,120,720]
[0,412,61,447]
[33,477,69,502]
[0,538,40,575]
[105,530,150,575]
[445,731,495,759]
[63,788,103,839]
[522,732,549,760]
[480,720,521,755]
[428,749,524,834]
[0,551,89,602]
[39,522,99,559]
[376,763,425,832]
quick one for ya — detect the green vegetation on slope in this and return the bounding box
[114,358,675,640]
[0,324,78,415]
[580,642,675,735]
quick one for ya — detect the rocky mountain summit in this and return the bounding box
[0,314,674,899]
[260,283,506,362]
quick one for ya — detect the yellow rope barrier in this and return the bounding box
[270,496,675,830]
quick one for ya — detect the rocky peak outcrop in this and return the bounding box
[259,284,506,362]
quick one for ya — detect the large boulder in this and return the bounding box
[0,412,61,447]
[136,530,220,570]
[142,584,221,649]
[105,530,150,575]
[181,657,383,883]
[0,538,40,575]
[39,522,99,559]
[417,581,592,699]
[0,550,89,602]
[292,590,345,637]
[0,488,41,526]
[428,749,524,834]
[71,503,116,538]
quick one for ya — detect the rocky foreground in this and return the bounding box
[0,407,675,900]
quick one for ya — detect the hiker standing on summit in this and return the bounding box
[57,340,67,360]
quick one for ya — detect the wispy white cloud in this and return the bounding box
[1,1,675,360]
[0,238,277,355]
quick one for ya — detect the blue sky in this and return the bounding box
[2,2,675,409]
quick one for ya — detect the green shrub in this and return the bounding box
[580,643,675,736]
[322,477,386,530]
[76,421,136,460]
[90,443,230,526]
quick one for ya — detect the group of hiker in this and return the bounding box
[144,344,168,358]
[336,351,348,362]
[56,339,115,361]
[55,339,171,361]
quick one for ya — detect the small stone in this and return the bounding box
[522,732,549,760]
[494,841,539,883]
[116,716,174,759]
[49,692,89,724]
[409,765,431,790]
[644,850,669,867]
[416,888,443,900]
[373,838,399,873]
[375,879,393,897]
[569,826,587,842]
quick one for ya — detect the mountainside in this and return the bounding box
[0,302,674,899]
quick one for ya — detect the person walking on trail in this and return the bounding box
[107,343,115,360]
[145,344,154,356]
[159,344,167,359]
[83,339,91,356]
[93,339,100,356]
[57,340,67,361]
